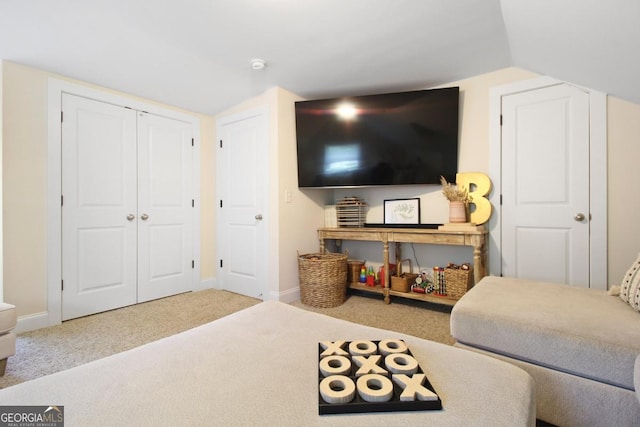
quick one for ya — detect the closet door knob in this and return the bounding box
[141,213,149,221]
[127,214,135,221]
[574,213,585,222]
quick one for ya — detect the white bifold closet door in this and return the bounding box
[62,94,192,321]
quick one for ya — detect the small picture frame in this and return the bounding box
[384,198,421,225]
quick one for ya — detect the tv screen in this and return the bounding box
[295,87,459,188]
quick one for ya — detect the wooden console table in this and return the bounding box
[318,226,488,306]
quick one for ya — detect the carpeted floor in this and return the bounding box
[290,292,454,345]
[0,289,452,389]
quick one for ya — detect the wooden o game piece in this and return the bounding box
[356,374,394,402]
[385,353,419,374]
[319,375,356,404]
[319,355,351,377]
[348,340,377,356]
[378,339,408,355]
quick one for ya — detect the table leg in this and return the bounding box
[471,235,487,284]
[383,240,390,304]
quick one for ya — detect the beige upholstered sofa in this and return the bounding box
[450,276,640,427]
[0,303,17,376]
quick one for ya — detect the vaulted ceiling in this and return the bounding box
[1,0,638,115]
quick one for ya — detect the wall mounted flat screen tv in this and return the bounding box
[295,87,460,188]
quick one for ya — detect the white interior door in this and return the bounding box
[217,108,268,299]
[137,112,193,302]
[62,96,194,319]
[501,83,591,286]
[62,94,138,320]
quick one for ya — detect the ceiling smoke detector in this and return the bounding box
[250,58,266,70]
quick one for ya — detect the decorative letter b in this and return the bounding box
[456,172,492,225]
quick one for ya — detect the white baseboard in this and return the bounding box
[194,277,217,291]
[15,311,51,334]
[269,287,300,304]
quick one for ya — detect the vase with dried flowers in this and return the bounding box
[440,176,472,223]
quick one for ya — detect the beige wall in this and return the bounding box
[333,68,542,268]
[335,68,540,223]
[199,115,216,280]
[3,63,48,316]
[195,66,640,300]
[2,61,215,317]
[217,68,547,299]
[448,68,640,285]
[453,68,540,172]
[328,67,640,286]
[275,87,330,298]
[607,97,640,284]
[4,60,640,319]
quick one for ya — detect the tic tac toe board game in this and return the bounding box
[318,339,442,415]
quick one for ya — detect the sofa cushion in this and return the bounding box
[635,355,640,403]
[0,332,16,360]
[630,283,640,312]
[0,303,17,335]
[451,276,640,390]
[620,253,640,312]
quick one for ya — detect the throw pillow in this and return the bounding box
[629,278,640,312]
[620,253,640,311]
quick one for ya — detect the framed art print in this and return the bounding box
[383,198,420,225]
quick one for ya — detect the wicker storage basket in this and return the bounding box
[298,252,348,308]
[444,267,474,299]
[390,259,418,293]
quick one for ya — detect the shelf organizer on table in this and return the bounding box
[317,227,488,306]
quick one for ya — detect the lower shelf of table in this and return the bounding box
[348,282,458,307]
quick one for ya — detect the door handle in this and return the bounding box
[255,214,263,221]
[127,214,135,221]
[574,213,585,222]
[141,213,149,221]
